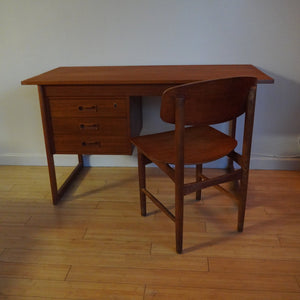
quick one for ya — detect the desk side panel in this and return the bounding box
[130,96,143,138]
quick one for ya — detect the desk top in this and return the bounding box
[22,65,274,86]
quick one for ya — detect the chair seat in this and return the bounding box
[131,126,237,165]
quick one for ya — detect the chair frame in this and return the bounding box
[135,78,257,253]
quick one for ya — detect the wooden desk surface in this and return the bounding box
[21,65,274,86]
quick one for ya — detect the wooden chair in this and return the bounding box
[131,77,257,253]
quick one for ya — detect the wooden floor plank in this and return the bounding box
[152,242,300,260]
[209,257,300,275]
[0,278,144,299]
[278,235,300,248]
[1,297,67,300]
[0,237,151,255]
[0,248,208,272]
[0,225,86,240]
[0,214,31,225]
[67,266,300,292]
[144,286,300,300]
[0,261,70,280]
[205,216,300,235]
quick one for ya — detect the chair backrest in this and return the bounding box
[160,77,257,125]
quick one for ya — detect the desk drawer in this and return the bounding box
[54,135,132,154]
[49,98,127,117]
[52,117,128,136]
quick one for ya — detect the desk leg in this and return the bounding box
[47,153,84,205]
[46,152,58,204]
[38,86,84,205]
[55,154,84,204]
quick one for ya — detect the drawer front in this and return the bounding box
[49,98,127,118]
[54,136,132,154]
[45,95,141,155]
[52,117,128,136]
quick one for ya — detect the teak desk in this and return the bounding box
[22,65,274,204]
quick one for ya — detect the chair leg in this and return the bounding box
[138,151,147,216]
[196,164,203,201]
[175,166,184,254]
[175,190,184,254]
[237,170,249,232]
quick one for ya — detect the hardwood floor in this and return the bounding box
[0,165,299,299]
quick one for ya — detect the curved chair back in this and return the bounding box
[161,77,257,125]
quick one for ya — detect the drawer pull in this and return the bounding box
[78,105,97,112]
[113,103,118,108]
[79,123,99,130]
[82,141,100,147]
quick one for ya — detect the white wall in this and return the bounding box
[0,0,299,169]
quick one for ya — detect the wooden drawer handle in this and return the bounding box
[81,141,100,147]
[79,123,99,130]
[78,105,97,112]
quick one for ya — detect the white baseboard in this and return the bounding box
[250,155,300,170]
[0,153,299,170]
[0,153,138,167]
[0,153,77,166]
